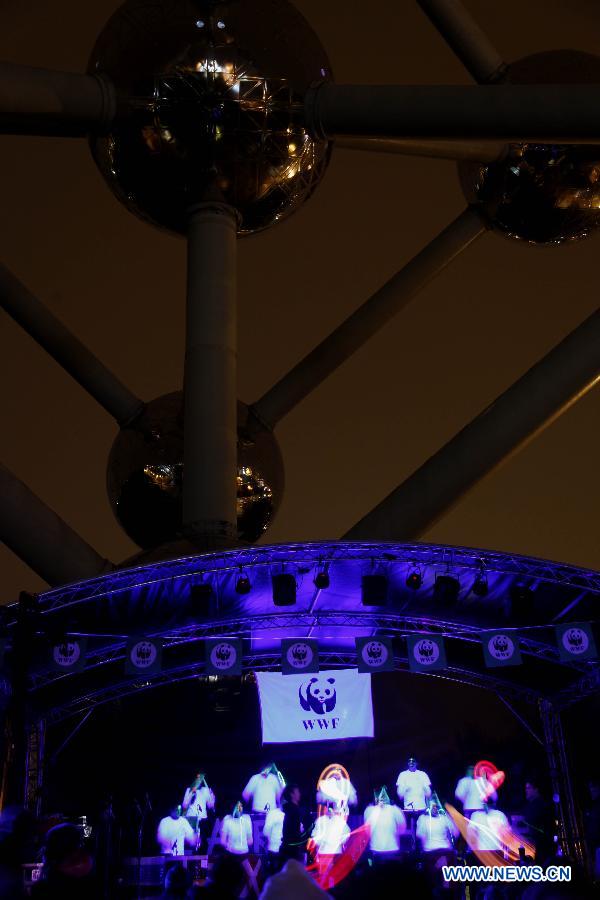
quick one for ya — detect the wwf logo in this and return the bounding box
[562,627,589,655]
[286,642,313,669]
[362,640,388,668]
[211,642,236,669]
[299,676,337,714]
[413,638,440,666]
[53,641,81,668]
[488,634,514,660]
[131,640,157,668]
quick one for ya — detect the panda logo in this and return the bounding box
[299,676,337,714]
[130,641,157,668]
[488,634,514,660]
[53,641,81,668]
[562,628,588,655]
[413,639,440,666]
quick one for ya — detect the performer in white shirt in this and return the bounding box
[467,802,509,854]
[181,772,216,850]
[263,806,285,875]
[220,802,254,856]
[156,806,195,856]
[311,809,350,856]
[364,787,406,857]
[316,766,357,812]
[416,804,459,853]
[396,757,432,813]
[243,764,284,812]
[455,765,497,818]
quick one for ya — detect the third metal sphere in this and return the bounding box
[458,51,600,244]
[106,393,284,549]
[88,0,332,235]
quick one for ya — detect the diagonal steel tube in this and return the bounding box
[251,207,486,429]
[305,83,600,142]
[0,264,144,426]
[417,0,507,84]
[344,308,600,541]
[335,137,504,162]
[0,63,116,136]
[0,464,113,586]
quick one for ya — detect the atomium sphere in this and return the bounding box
[458,50,600,244]
[88,0,332,235]
[106,392,284,548]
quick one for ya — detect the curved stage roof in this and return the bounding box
[8,541,600,722]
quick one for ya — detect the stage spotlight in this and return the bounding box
[272,573,296,606]
[406,569,422,590]
[361,574,388,606]
[314,570,330,589]
[235,573,251,595]
[434,574,460,605]
[472,571,488,597]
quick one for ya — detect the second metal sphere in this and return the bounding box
[458,51,600,244]
[88,0,332,235]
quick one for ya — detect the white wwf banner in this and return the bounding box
[256,669,374,744]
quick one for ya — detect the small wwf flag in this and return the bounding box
[407,634,447,672]
[281,639,319,675]
[205,638,243,675]
[356,636,394,673]
[50,637,87,673]
[125,638,163,675]
[482,631,522,668]
[556,623,597,662]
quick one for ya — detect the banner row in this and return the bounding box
[31,621,599,675]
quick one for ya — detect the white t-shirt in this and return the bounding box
[183,785,215,820]
[364,803,406,852]
[455,776,496,811]
[263,808,285,853]
[467,810,509,852]
[311,815,350,855]
[243,773,282,812]
[416,812,459,852]
[156,815,195,856]
[221,814,253,854]
[317,776,357,810]
[396,769,431,811]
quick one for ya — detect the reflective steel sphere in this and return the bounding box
[458,51,600,244]
[107,393,284,548]
[89,0,332,235]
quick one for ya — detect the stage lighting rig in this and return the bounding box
[235,571,251,595]
[406,566,422,591]
[314,568,330,589]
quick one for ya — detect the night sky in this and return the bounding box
[1,0,599,824]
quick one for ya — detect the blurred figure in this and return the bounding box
[30,822,98,899]
[363,787,406,860]
[182,773,215,852]
[417,803,459,890]
[161,861,192,899]
[263,806,285,875]
[522,780,554,862]
[259,858,332,900]
[310,808,350,885]
[242,764,284,813]
[157,807,196,856]
[280,784,312,864]
[195,849,247,898]
[467,800,509,854]
[396,756,432,841]
[316,766,357,813]
[455,765,497,818]
[220,802,253,857]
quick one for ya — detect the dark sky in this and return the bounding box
[2,0,600,602]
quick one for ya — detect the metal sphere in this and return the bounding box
[458,51,600,244]
[88,0,332,235]
[107,392,284,548]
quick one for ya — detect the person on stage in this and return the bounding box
[416,803,459,859]
[467,799,509,856]
[220,802,253,857]
[181,772,215,851]
[364,787,407,860]
[316,766,357,813]
[396,757,432,842]
[263,806,285,875]
[455,765,497,819]
[156,807,195,857]
[280,784,312,864]
[242,763,284,813]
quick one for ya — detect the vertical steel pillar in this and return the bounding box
[24,718,46,816]
[539,700,586,867]
[183,198,239,545]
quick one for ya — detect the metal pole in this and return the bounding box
[539,700,586,866]
[0,63,116,136]
[0,464,113,586]
[24,718,46,816]
[305,83,600,141]
[344,308,600,541]
[182,199,238,544]
[417,0,507,83]
[335,137,504,162]
[0,264,144,426]
[252,207,485,429]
